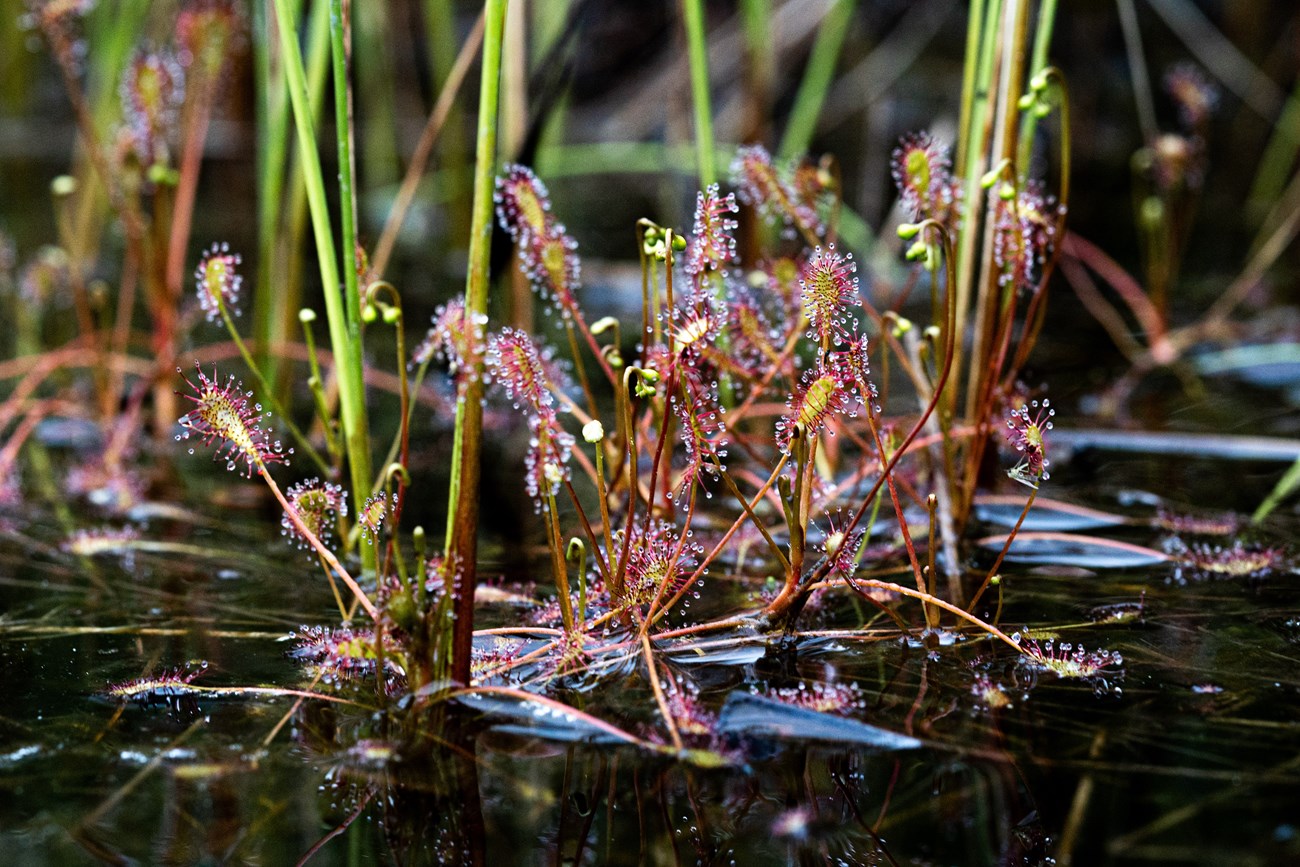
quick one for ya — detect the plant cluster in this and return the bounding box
[5,1,1294,777]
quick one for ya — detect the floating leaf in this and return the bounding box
[1193,342,1300,390]
[662,635,768,666]
[974,494,1129,532]
[975,532,1170,569]
[456,691,630,746]
[716,692,922,749]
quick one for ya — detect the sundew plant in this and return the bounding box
[7,0,1296,790]
[154,0,1085,738]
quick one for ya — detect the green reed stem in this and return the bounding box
[254,0,329,390]
[297,309,341,460]
[271,0,373,569]
[778,0,856,161]
[740,0,773,115]
[1015,0,1059,178]
[1248,76,1300,214]
[328,1,364,335]
[445,0,509,686]
[951,0,1001,418]
[1253,456,1300,524]
[681,0,717,186]
[955,0,986,177]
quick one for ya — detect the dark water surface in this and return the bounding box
[2,427,1299,867]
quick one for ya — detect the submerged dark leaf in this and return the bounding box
[1193,342,1300,391]
[716,692,922,749]
[456,692,628,745]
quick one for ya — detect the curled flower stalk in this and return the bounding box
[177,364,377,620]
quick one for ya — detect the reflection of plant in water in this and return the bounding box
[1017,637,1124,695]
[766,681,866,714]
[1174,540,1287,583]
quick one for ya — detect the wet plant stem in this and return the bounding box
[445,0,509,685]
[924,493,939,628]
[642,632,684,752]
[545,490,575,633]
[365,283,411,516]
[967,484,1036,612]
[611,367,656,605]
[297,310,341,460]
[667,451,787,629]
[717,465,790,573]
[592,443,615,575]
[260,462,377,620]
[640,486,699,637]
[846,578,1024,654]
[864,403,924,593]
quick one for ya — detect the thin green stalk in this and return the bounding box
[254,0,329,390]
[271,0,373,568]
[253,0,289,378]
[298,309,342,460]
[545,491,575,633]
[740,0,774,130]
[1253,456,1300,524]
[1016,0,1058,176]
[445,0,509,686]
[966,0,1030,426]
[329,0,364,334]
[952,0,1002,419]
[591,431,615,574]
[681,0,717,186]
[955,0,987,177]
[778,0,856,161]
[1248,77,1300,214]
